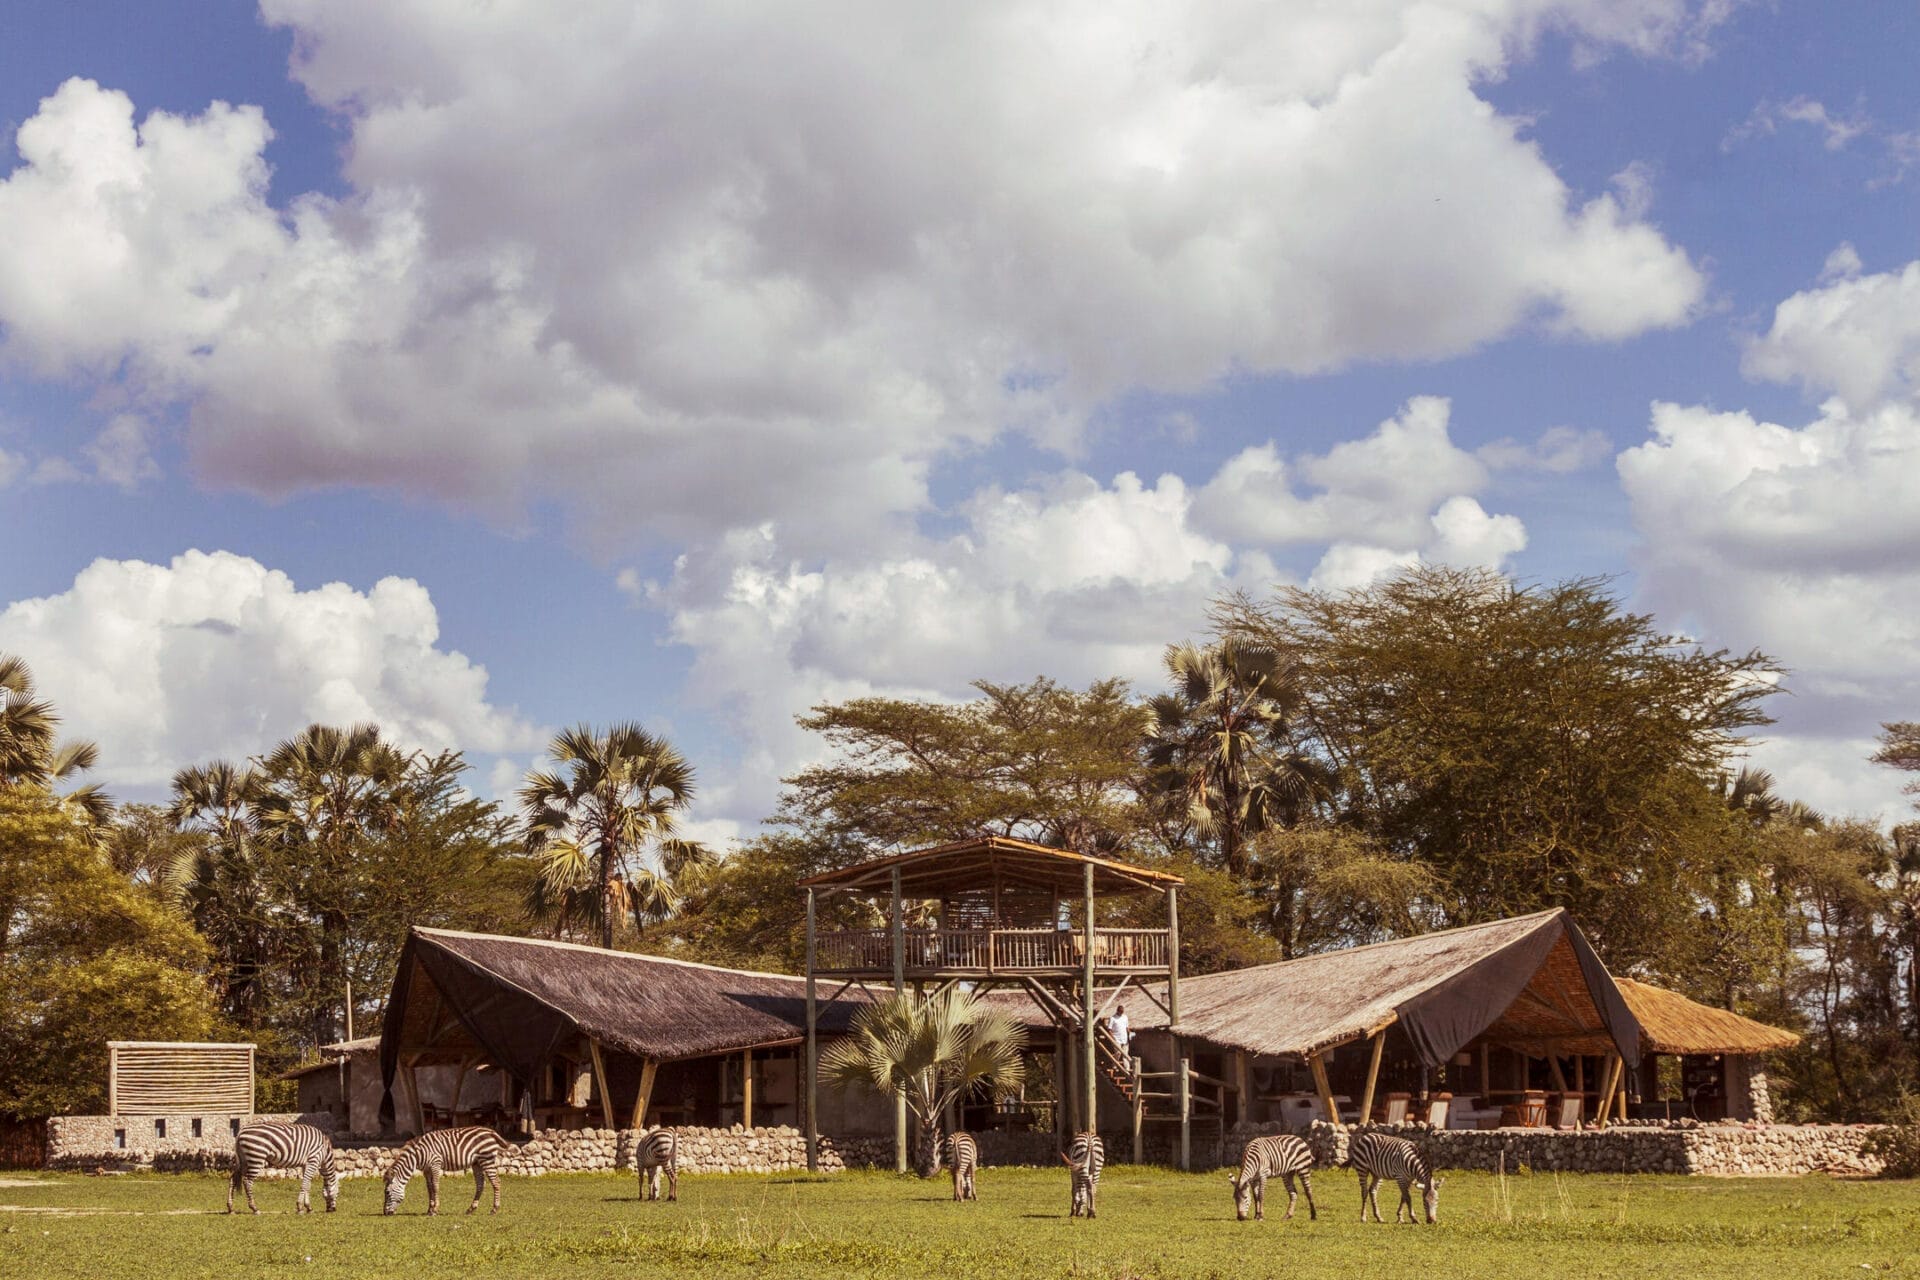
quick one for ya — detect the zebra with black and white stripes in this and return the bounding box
[634,1127,678,1202]
[382,1126,509,1216]
[946,1131,978,1202]
[226,1122,338,1215]
[1346,1131,1444,1224]
[1059,1132,1104,1220]
[1228,1133,1317,1221]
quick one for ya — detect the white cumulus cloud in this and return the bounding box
[1619,255,1920,820]
[0,550,544,788]
[0,1,1707,551]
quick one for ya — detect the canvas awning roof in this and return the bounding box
[1127,908,1640,1067]
[798,835,1183,898]
[1616,979,1800,1056]
[378,928,871,1092]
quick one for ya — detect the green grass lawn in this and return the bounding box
[1,1165,1916,1279]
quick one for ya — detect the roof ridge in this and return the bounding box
[1185,907,1566,982]
[413,927,809,985]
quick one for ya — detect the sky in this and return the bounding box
[2,0,1918,843]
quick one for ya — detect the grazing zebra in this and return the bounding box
[1346,1131,1443,1224]
[382,1126,508,1216]
[1059,1132,1104,1220]
[946,1131,978,1202]
[226,1122,338,1215]
[1228,1133,1317,1222]
[634,1127,678,1202]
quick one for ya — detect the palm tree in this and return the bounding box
[169,760,273,1023]
[1144,640,1323,877]
[253,724,412,1043]
[821,989,1027,1178]
[519,723,711,949]
[0,653,112,835]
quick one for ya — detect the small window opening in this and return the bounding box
[191,1118,203,1138]
[113,1129,126,1150]
[231,1118,241,1135]
[154,1119,166,1139]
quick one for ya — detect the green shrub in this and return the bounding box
[1864,1093,1920,1178]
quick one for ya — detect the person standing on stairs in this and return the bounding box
[1106,1004,1130,1059]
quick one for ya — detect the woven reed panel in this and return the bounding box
[108,1042,254,1114]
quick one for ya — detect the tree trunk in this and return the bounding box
[914,1110,943,1179]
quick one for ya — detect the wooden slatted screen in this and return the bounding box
[108,1042,255,1114]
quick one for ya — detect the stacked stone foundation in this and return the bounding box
[1243,1119,1887,1177]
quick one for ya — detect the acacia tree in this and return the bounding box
[1213,567,1781,964]
[821,989,1026,1178]
[783,677,1151,857]
[520,723,710,949]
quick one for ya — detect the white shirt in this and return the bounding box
[1107,1011,1130,1050]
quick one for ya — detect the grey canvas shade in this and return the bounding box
[1125,908,1641,1067]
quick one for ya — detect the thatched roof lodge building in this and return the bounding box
[375,929,890,1138]
[366,844,1800,1162]
[1615,978,1800,1123]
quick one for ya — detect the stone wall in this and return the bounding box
[1234,1119,1886,1178]
[47,1113,333,1172]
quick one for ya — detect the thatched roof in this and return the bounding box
[800,835,1182,897]
[1125,908,1639,1066]
[378,928,871,1088]
[1616,979,1800,1055]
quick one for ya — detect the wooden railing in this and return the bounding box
[813,927,1170,973]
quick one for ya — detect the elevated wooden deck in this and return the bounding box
[812,926,1171,978]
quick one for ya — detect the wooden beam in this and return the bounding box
[630,1058,658,1131]
[1596,1053,1622,1130]
[742,1048,754,1129]
[1234,1050,1250,1127]
[449,1055,476,1122]
[1548,1055,1569,1093]
[804,886,819,1171]
[1082,860,1097,1137]
[1165,886,1181,1031]
[587,1039,615,1130]
[891,866,907,1175]
[1358,1031,1386,1127]
[1177,1055,1192,1171]
[1131,1057,1145,1164]
[1309,1051,1340,1125]
[402,1055,425,1135]
[1479,1042,1491,1103]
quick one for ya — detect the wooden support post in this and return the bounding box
[587,1039,615,1130]
[1082,862,1097,1138]
[1309,1051,1340,1125]
[1131,1057,1144,1164]
[1616,1073,1630,1122]
[1359,1032,1386,1127]
[891,867,907,1174]
[1166,885,1181,1031]
[449,1055,475,1122]
[403,1056,426,1135]
[1480,1042,1491,1102]
[805,887,819,1171]
[1548,1055,1569,1093]
[742,1048,754,1129]
[1177,1055,1192,1172]
[1056,1035,1073,1137]
[631,1058,658,1130]
[1596,1053,1622,1130]
[1234,1050,1250,1128]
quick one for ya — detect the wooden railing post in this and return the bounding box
[805,887,818,1171]
[891,866,907,1174]
[1130,1057,1145,1164]
[1177,1055,1191,1172]
[1310,1051,1340,1125]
